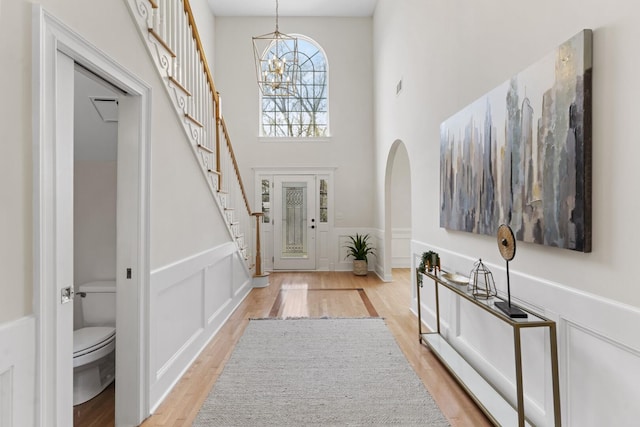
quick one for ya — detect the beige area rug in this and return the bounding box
[193,318,449,426]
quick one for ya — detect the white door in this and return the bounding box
[56,51,76,426]
[273,175,317,270]
[115,93,145,425]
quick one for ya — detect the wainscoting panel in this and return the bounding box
[563,320,640,426]
[0,316,36,427]
[318,228,330,270]
[335,228,386,280]
[412,241,640,427]
[232,252,249,296]
[149,243,252,411]
[0,368,11,427]
[154,271,204,377]
[424,278,548,421]
[391,228,411,268]
[204,257,232,324]
[335,229,376,272]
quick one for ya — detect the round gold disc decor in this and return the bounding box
[497,224,516,261]
[495,224,527,318]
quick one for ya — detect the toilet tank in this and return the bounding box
[79,281,116,326]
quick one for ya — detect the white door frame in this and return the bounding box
[254,167,335,271]
[33,6,151,426]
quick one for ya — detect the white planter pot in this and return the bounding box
[353,260,368,275]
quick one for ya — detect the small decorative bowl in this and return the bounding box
[441,272,469,286]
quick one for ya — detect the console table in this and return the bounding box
[416,269,561,426]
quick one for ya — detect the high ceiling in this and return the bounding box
[207,0,378,17]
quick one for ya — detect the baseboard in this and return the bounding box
[391,228,411,268]
[391,256,410,268]
[148,243,252,411]
[411,240,640,426]
[0,316,36,427]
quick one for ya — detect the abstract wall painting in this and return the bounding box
[440,30,592,252]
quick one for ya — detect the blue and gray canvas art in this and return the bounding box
[440,30,592,252]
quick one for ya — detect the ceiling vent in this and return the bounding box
[90,97,119,122]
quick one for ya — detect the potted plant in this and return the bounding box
[417,250,441,286]
[344,233,376,275]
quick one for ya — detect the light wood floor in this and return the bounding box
[75,270,491,426]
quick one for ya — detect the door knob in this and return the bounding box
[61,286,74,304]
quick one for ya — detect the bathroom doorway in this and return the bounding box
[33,9,151,426]
[72,66,119,423]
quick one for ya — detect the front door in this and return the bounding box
[273,175,317,270]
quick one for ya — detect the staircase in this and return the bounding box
[125,0,266,284]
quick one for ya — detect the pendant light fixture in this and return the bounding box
[252,0,299,97]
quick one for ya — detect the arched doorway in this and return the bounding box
[384,141,412,281]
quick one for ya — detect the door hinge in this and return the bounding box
[127,268,132,279]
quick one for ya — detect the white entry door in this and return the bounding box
[273,175,317,270]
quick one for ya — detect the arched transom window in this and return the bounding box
[260,36,329,138]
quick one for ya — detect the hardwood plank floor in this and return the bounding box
[75,270,491,426]
[74,382,115,426]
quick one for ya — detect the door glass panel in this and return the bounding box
[261,179,270,223]
[281,182,308,258]
[319,179,328,223]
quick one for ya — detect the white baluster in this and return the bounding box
[176,3,182,83]
[160,0,166,41]
[152,1,159,32]
[169,0,176,77]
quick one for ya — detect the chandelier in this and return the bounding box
[252,0,299,97]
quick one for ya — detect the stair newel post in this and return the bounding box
[215,91,222,192]
[253,213,264,276]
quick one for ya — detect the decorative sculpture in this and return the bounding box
[469,259,497,300]
[494,224,527,318]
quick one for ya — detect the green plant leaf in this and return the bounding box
[344,233,376,260]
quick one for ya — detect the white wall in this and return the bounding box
[213,17,375,229]
[0,0,33,324]
[390,143,411,267]
[74,161,117,286]
[190,0,216,67]
[373,0,640,307]
[391,147,411,229]
[0,0,230,325]
[373,0,640,425]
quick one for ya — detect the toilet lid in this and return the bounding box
[73,327,115,356]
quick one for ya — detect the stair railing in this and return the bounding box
[135,0,263,276]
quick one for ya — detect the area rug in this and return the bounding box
[193,318,449,426]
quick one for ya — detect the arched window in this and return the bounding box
[260,36,329,138]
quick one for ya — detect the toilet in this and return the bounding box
[73,280,116,406]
